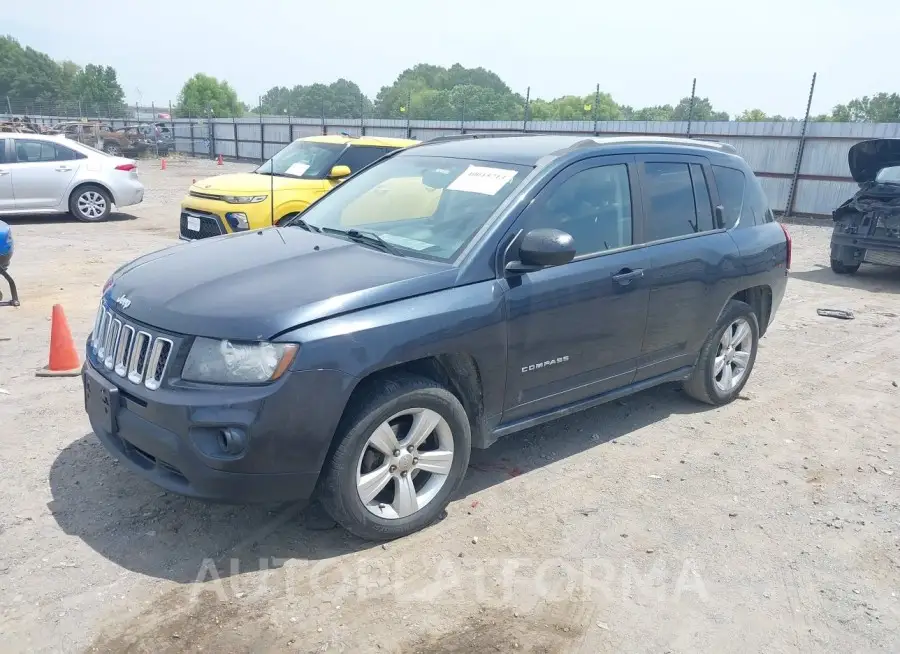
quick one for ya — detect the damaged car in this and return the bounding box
[831,138,900,274]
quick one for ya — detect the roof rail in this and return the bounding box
[424,132,535,144]
[566,135,738,155]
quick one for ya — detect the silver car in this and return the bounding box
[0,133,145,222]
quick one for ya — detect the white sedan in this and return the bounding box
[0,132,145,222]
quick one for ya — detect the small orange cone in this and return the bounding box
[36,304,82,377]
[217,154,224,166]
[161,158,167,170]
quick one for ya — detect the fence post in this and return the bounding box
[169,101,175,154]
[523,86,530,133]
[5,96,10,114]
[233,116,239,159]
[785,72,817,218]
[592,84,600,136]
[258,96,265,162]
[208,109,215,160]
[460,97,465,134]
[321,98,326,136]
[359,92,366,136]
[288,112,294,143]
[190,114,195,158]
[686,78,696,138]
[405,89,412,139]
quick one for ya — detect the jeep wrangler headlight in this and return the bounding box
[183,338,298,384]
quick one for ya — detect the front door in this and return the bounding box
[10,139,81,210]
[502,156,652,422]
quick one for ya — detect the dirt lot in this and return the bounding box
[0,157,898,653]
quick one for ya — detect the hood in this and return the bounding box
[848,139,900,183]
[192,172,323,195]
[106,228,455,340]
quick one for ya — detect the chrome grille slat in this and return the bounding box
[144,338,173,390]
[91,303,173,391]
[114,325,135,377]
[127,331,152,384]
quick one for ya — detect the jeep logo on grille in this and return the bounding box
[115,294,132,310]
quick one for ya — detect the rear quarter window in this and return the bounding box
[712,165,746,229]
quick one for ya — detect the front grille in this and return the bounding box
[189,190,224,201]
[91,304,173,391]
[180,210,225,240]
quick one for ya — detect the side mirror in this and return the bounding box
[506,228,576,273]
[328,165,351,180]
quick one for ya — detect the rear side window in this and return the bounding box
[712,165,746,228]
[641,162,715,242]
[336,145,397,173]
[14,140,80,163]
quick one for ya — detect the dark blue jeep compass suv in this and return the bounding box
[84,134,790,540]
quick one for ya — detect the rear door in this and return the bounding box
[0,138,14,211]
[633,154,742,381]
[10,139,82,210]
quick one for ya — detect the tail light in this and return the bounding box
[779,223,792,270]
[115,163,137,172]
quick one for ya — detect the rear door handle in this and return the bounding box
[55,166,73,172]
[612,268,644,285]
[0,169,8,176]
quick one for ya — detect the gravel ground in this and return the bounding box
[0,158,898,653]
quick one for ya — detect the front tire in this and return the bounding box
[69,185,112,222]
[103,142,121,156]
[831,259,860,275]
[683,300,760,406]
[319,374,471,541]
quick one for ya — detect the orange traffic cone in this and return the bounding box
[217,154,224,166]
[35,304,82,377]
[161,158,167,170]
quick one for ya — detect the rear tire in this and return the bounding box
[830,259,860,275]
[683,300,760,406]
[103,142,121,156]
[319,374,471,541]
[69,185,112,222]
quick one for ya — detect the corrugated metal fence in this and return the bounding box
[7,112,900,217]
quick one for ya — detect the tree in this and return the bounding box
[256,79,371,117]
[624,105,675,121]
[736,108,769,122]
[0,36,64,101]
[175,73,242,117]
[671,96,729,121]
[73,64,124,107]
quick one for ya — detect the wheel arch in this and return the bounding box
[69,180,117,208]
[727,285,773,336]
[340,353,487,449]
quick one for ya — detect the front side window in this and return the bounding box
[294,154,529,261]
[712,165,746,229]
[256,140,344,179]
[523,164,633,256]
[336,145,397,173]
[642,162,707,242]
[14,140,79,163]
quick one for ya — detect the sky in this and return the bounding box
[5,0,898,117]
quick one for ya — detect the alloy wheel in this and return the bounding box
[713,317,753,392]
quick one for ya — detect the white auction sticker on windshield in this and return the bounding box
[285,162,310,176]
[447,165,517,195]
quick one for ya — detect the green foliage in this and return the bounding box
[256,79,372,117]
[671,96,729,121]
[827,93,900,123]
[0,35,64,100]
[175,73,242,117]
[72,64,124,106]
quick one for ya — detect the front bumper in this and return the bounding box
[179,197,273,240]
[82,347,355,504]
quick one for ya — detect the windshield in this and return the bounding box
[291,154,530,262]
[256,140,343,179]
[875,166,900,184]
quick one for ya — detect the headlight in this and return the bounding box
[225,212,249,231]
[182,338,298,384]
[222,195,267,204]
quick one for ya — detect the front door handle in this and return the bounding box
[0,169,9,176]
[612,268,644,286]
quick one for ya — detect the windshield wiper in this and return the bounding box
[286,217,321,233]
[322,227,404,256]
